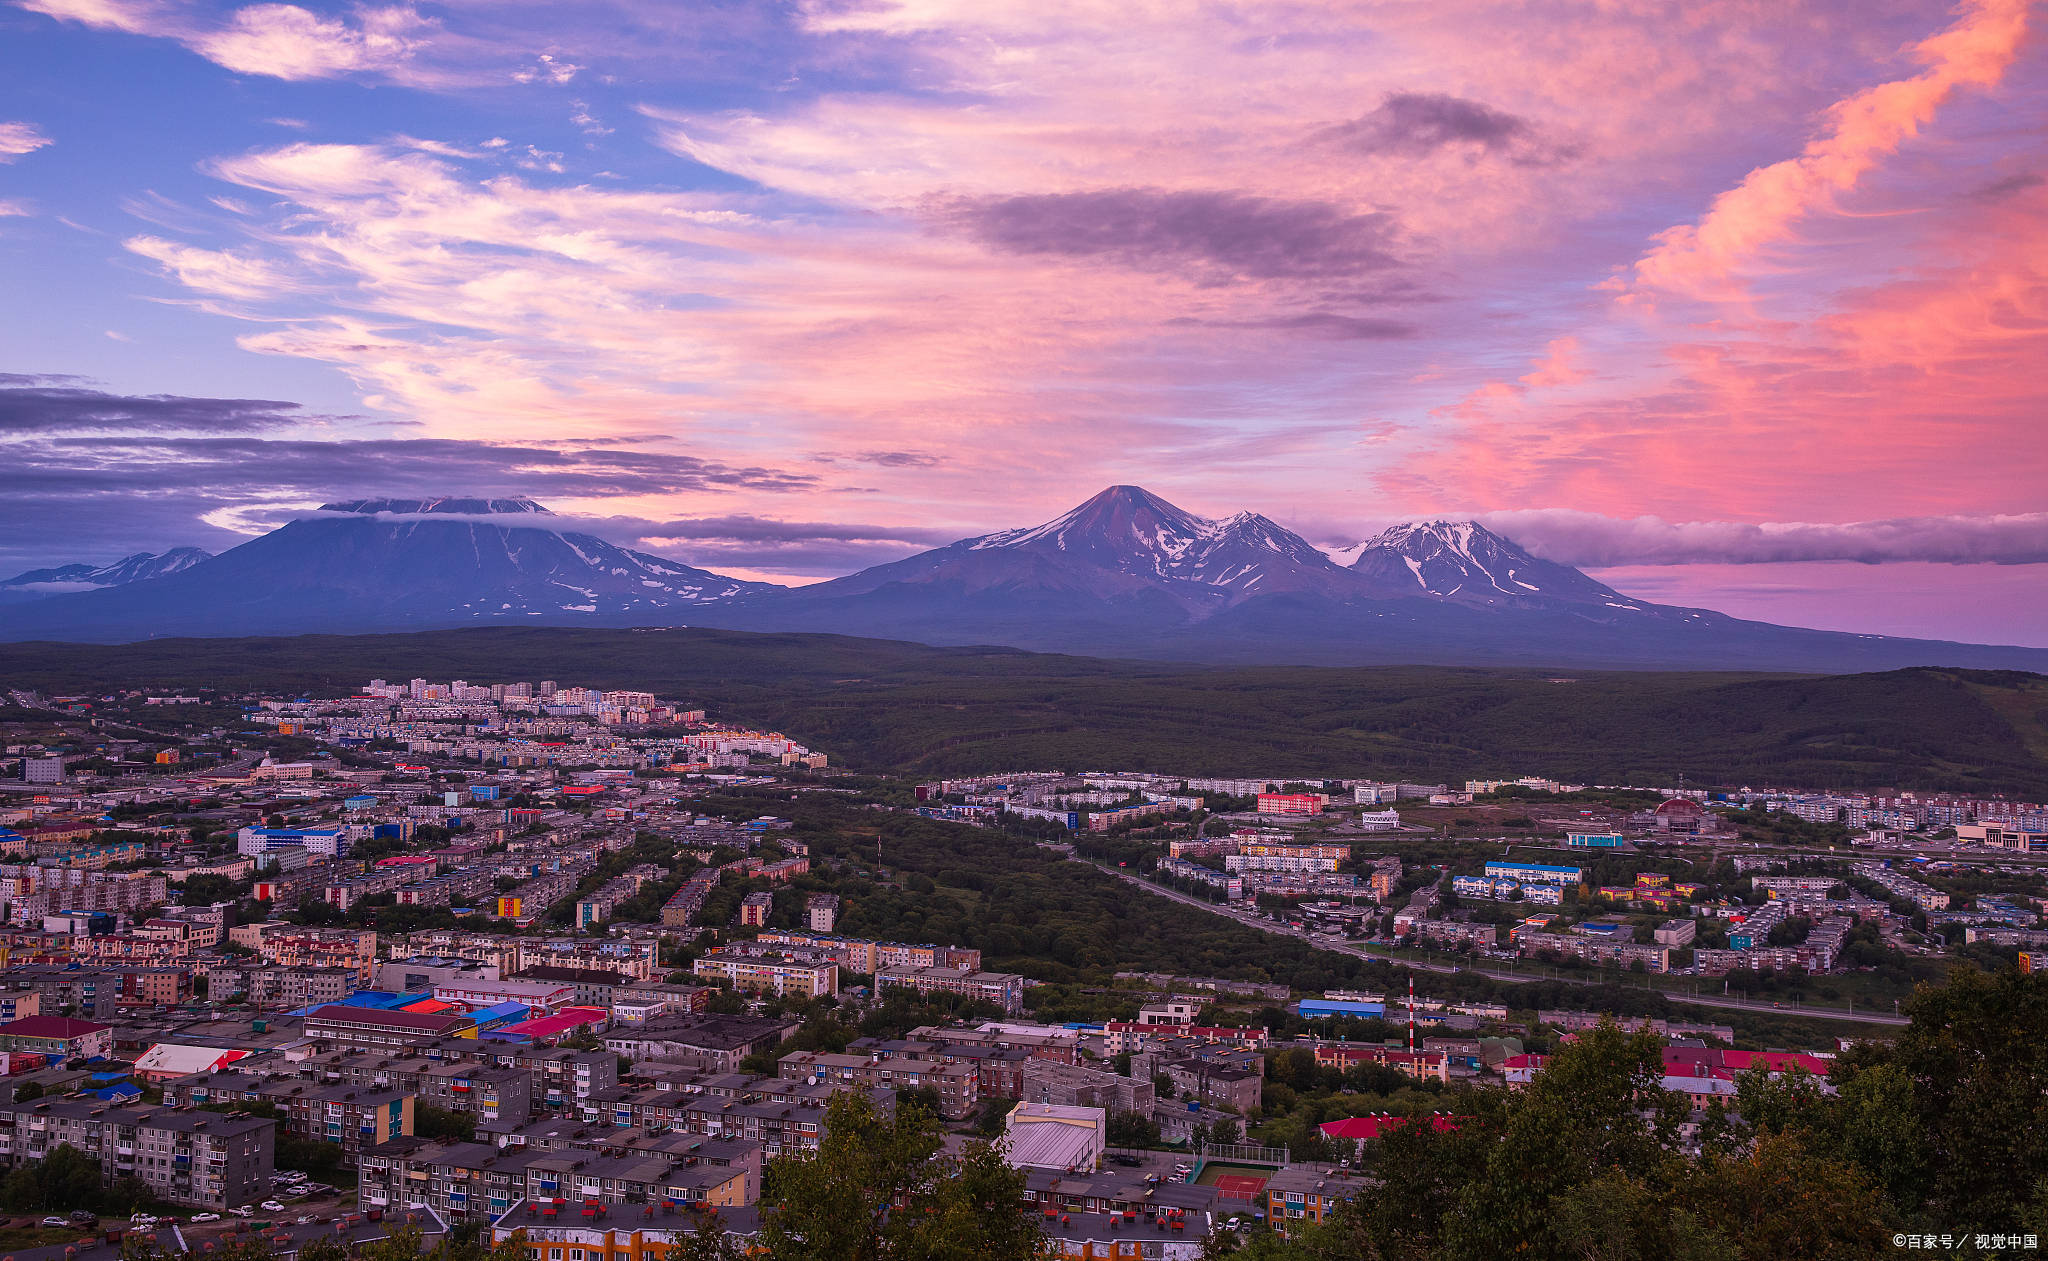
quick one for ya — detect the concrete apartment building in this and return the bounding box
[1,965,121,1019]
[0,1097,273,1208]
[285,1052,534,1128]
[1016,1059,1156,1116]
[875,964,1026,1014]
[206,962,355,1008]
[605,1015,795,1075]
[750,930,981,975]
[360,1134,761,1222]
[231,925,379,982]
[737,891,774,928]
[258,1081,414,1158]
[692,944,839,998]
[778,1050,980,1120]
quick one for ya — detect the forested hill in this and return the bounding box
[3,626,2046,795]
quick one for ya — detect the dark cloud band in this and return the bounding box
[1479,509,2048,567]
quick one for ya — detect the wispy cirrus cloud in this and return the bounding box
[17,0,432,81]
[0,122,52,161]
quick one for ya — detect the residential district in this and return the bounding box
[2,676,2046,1258]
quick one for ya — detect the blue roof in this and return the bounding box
[1300,999,1384,1015]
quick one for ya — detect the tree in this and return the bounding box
[1821,964,2048,1226]
[756,1092,1039,1261]
[1442,1022,1684,1260]
[1108,1109,1160,1149]
[416,1102,478,1142]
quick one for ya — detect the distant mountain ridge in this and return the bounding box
[2,486,2044,674]
[681,487,2048,671]
[0,548,213,605]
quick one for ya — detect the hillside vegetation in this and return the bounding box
[2,627,2044,794]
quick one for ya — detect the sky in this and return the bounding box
[1,0,2044,646]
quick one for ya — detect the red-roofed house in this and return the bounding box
[0,1014,112,1059]
[1499,1053,1549,1088]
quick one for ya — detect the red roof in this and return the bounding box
[1320,1114,1464,1140]
[0,1015,110,1039]
[306,1005,472,1032]
[497,1007,608,1039]
[1662,1046,1830,1076]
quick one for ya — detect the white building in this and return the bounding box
[1004,1102,1106,1173]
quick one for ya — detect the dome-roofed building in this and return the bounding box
[1654,797,1707,833]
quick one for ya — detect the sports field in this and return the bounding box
[1194,1164,1273,1198]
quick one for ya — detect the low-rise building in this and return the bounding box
[0,1014,112,1059]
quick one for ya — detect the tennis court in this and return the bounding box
[1195,1164,1272,1200]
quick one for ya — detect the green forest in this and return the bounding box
[5,626,2047,792]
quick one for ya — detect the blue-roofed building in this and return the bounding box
[1565,832,1626,849]
[1485,861,1582,885]
[467,1001,531,1032]
[1298,998,1385,1019]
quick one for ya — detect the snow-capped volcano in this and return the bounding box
[1338,519,1650,611]
[0,498,770,639]
[958,486,1351,600]
[7,486,2044,673]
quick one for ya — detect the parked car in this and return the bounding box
[260,1201,286,1212]
[228,1208,254,1219]
[42,1217,69,1228]
[296,1217,317,1226]
[191,1214,221,1223]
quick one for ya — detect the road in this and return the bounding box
[1072,853,1907,1026]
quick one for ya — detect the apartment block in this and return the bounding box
[876,965,1026,1014]
[0,1097,273,1209]
[692,945,838,999]
[779,1050,980,1119]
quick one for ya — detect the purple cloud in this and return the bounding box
[932,188,1401,282]
[0,377,323,433]
[1315,92,1571,165]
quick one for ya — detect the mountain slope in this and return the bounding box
[690,489,2048,672]
[4,486,2045,674]
[0,499,770,639]
[0,548,213,605]
[1337,520,1649,610]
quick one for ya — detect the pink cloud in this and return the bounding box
[1624,0,2030,300]
[0,121,53,161]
